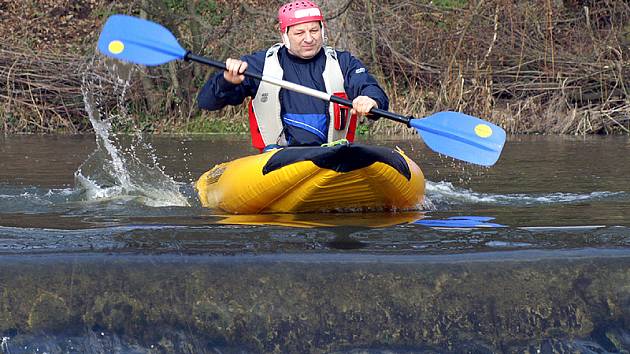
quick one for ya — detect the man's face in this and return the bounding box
[285,21,323,59]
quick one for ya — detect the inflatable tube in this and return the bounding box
[195,144,425,214]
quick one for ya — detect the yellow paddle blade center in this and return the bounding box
[474,124,493,138]
[108,40,125,54]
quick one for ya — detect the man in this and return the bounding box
[198,0,388,151]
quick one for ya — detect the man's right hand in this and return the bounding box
[223,58,248,85]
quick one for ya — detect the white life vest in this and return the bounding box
[248,44,357,150]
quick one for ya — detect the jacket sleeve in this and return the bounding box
[339,51,389,111]
[197,51,265,111]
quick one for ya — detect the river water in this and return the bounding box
[1,132,629,353]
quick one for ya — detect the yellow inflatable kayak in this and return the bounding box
[195,143,425,214]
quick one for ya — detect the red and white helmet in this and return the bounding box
[278,1,324,33]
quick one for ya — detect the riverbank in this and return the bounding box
[1,0,630,135]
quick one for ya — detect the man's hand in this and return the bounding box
[351,96,378,116]
[223,58,248,85]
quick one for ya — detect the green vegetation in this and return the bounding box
[431,0,468,9]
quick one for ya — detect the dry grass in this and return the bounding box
[2,0,630,135]
[0,47,91,133]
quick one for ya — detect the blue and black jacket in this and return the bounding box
[198,46,389,146]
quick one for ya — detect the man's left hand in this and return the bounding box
[351,96,378,116]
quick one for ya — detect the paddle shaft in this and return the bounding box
[185,53,411,126]
[96,14,505,166]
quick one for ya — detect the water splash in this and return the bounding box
[425,180,626,208]
[76,58,189,207]
[1,336,9,354]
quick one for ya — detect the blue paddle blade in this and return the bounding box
[97,15,187,66]
[410,111,506,166]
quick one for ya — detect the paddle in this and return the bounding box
[97,14,506,166]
